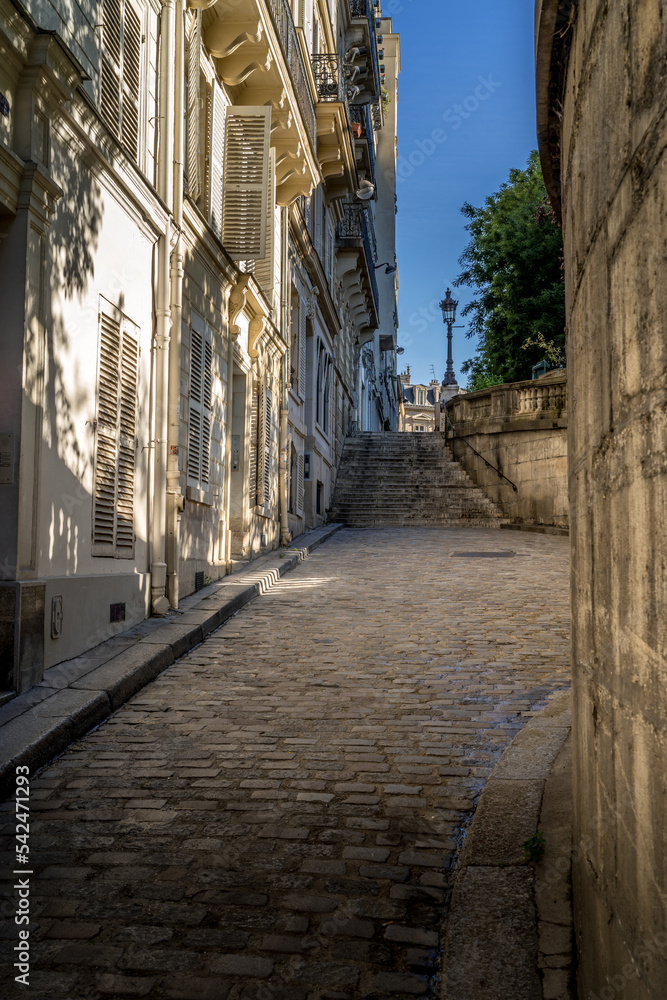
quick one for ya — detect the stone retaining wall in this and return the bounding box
[444,374,568,529]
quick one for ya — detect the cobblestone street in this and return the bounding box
[1,527,570,1000]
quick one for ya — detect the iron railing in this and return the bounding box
[348,0,380,98]
[443,404,518,492]
[266,0,316,150]
[311,53,346,105]
[337,203,379,317]
[349,105,375,183]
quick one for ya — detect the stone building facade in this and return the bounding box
[537,1,667,997]
[399,369,441,432]
[0,0,399,692]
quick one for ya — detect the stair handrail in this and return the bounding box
[443,404,518,493]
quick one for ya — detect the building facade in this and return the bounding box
[536,1,667,997]
[399,369,440,432]
[0,0,399,692]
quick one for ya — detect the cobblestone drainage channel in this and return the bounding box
[450,551,517,558]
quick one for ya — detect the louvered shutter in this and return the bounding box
[298,305,307,402]
[117,322,139,550]
[222,106,271,260]
[188,328,203,483]
[185,10,201,199]
[93,305,138,557]
[327,224,335,288]
[101,0,122,136]
[254,148,276,300]
[249,382,258,508]
[296,453,304,515]
[188,326,212,487]
[262,384,272,505]
[122,1,141,160]
[209,81,227,238]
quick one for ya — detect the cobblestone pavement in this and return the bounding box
[1,527,570,1000]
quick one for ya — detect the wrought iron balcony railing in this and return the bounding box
[337,202,379,319]
[311,53,346,105]
[352,104,376,184]
[266,0,316,149]
[348,0,381,98]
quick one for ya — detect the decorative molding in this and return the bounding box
[229,274,251,339]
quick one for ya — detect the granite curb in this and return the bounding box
[441,688,573,1000]
[0,524,341,799]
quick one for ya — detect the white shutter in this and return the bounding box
[222,106,271,260]
[117,322,139,550]
[93,303,138,558]
[209,81,227,238]
[314,188,323,260]
[327,224,335,288]
[298,304,307,401]
[101,0,122,136]
[249,382,258,508]
[254,148,276,300]
[188,323,212,487]
[296,453,304,515]
[186,10,201,199]
[122,1,141,161]
[188,328,203,483]
[263,384,272,505]
[100,0,141,162]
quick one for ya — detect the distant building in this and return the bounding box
[399,369,441,432]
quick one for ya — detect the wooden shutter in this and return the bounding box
[327,224,335,288]
[117,326,139,550]
[262,384,272,505]
[185,10,201,199]
[100,0,141,162]
[249,382,259,508]
[101,0,122,136]
[298,305,307,401]
[209,80,227,238]
[188,325,212,487]
[254,148,276,300]
[93,304,138,557]
[296,453,304,515]
[222,106,271,260]
[122,1,141,160]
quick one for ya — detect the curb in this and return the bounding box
[0,524,342,800]
[500,523,569,537]
[441,688,572,1000]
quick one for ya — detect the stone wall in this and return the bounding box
[445,375,568,529]
[537,2,667,997]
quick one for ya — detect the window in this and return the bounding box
[187,318,213,491]
[418,390,426,406]
[92,299,139,558]
[101,0,142,161]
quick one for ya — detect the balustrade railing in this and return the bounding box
[266,0,316,149]
[311,53,346,105]
[516,380,567,414]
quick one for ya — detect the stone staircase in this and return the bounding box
[331,432,506,528]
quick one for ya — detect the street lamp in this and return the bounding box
[439,287,459,387]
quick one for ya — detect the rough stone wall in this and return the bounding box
[446,379,569,528]
[545,2,667,996]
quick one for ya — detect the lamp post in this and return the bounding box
[439,288,459,387]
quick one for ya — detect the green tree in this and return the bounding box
[455,151,565,390]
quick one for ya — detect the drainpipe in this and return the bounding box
[223,294,235,575]
[151,0,175,616]
[279,206,291,546]
[166,0,185,608]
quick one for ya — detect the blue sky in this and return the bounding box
[386,0,538,386]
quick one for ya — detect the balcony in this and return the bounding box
[336,201,379,328]
[265,0,316,149]
[350,104,375,185]
[311,53,347,105]
[347,0,381,100]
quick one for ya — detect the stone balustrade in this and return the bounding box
[444,373,568,529]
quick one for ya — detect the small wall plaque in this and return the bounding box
[0,434,14,484]
[0,93,9,118]
[110,602,126,623]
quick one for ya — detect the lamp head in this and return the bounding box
[439,287,458,325]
